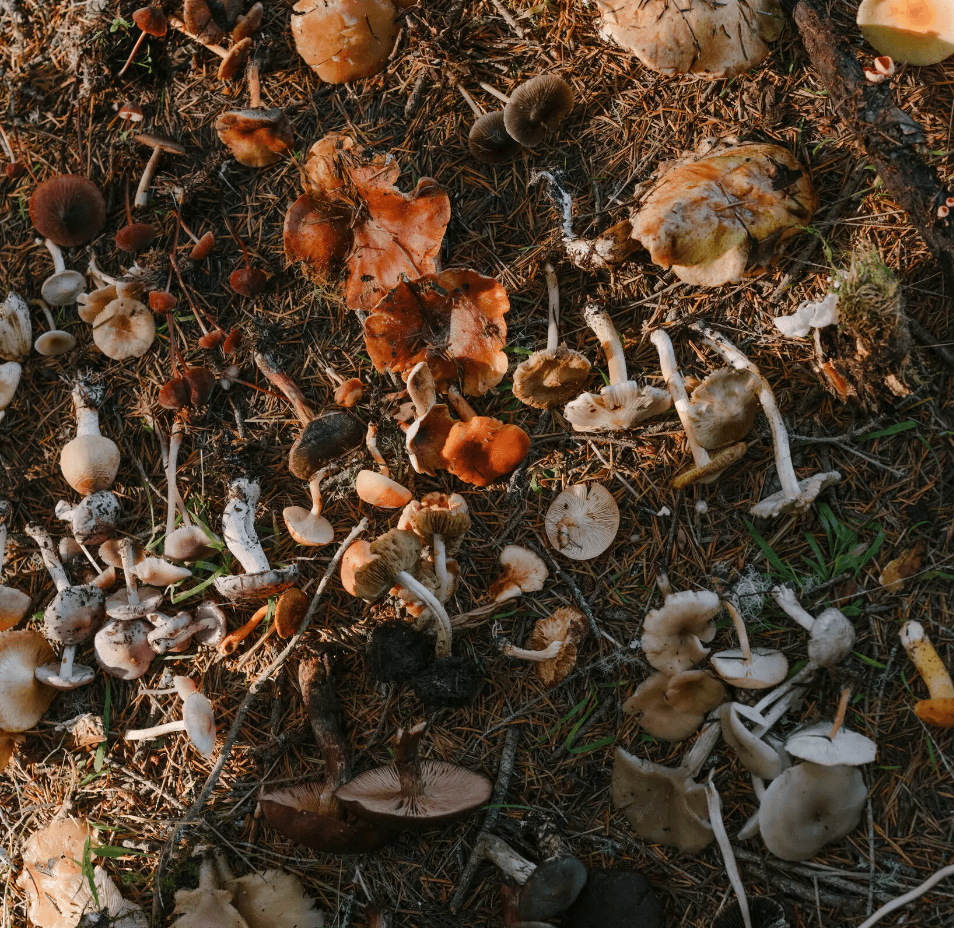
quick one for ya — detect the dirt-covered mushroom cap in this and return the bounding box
[56,490,120,545]
[687,368,760,449]
[624,670,727,741]
[488,545,548,602]
[514,345,592,410]
[856,0,954,65]
[216,107,293,167]
[30,175,107,246]
[93,297,156,360]
[288,411,364,480]
[595,0,784,78]
[504,74,574,146]
[291,0,399,83]
[720,702,788,780]
[443,417,530,487]
[641,590,721,675]
[94,618,155,680]
[468,111,522,164]
[352,529,422,601]
[785,723,877,767]
[0,292,33,361]
[545,483,619,560]
[0,629,57,732]
[710,647,789,690]
[44,584,105,644]
[629,143,818,286]
[758,762,867,861]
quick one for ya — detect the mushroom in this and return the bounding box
[170,854,247,928]
[771,585,855,667]
[503,74,574,146]
[105,538,163,621]
[147,611,203,653]
[640,589,721,675]
[561,868,665,928]
[54,491,120,545]
[355,425,413,509]
[513,264,591,409]
[455,82,522,165]
[94,618,152,679]
[335,721,492,828]
[404,361,455,477]
[130,556,192,587]
[37,239,84,306]
[168,15,253,78]
[0,361,21,420]
[0,502,31,629]
[33,300,76,356]
[0,629,57,732]
[785,721,877,768]
[485,842,588,923]
[283,468,334,546]
[686,367,760,450]
[93,293,156,360]
[501,606,587,686]
[488,545,548,603]
[624,670,726,741]
[89,866,150,928]
[720,702,788,780]
[0,291,32,361]
[214,476,300,601]
[226,867,325,928]
[26,523,104,690]
[857,0,954,65]
[565,304,671,431]
[291,0,400,83]
[709,597,789,690]
[690,323,841,517]
[545,482,619,560]
[163,421,222,562]
[232,2,264,41]
[399,492,471,602]
[323,366,363,407]
[900,620,954,727]
[29,174,107,246]
[125,674,216,758]
[118,6,168,77]
[364,271,511,395]
[133,133,186,208]
[114,177,157,253]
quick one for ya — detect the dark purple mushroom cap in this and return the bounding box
[518,857,588,921]
[30,175,107,247]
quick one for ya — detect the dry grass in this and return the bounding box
[1,0,954,926]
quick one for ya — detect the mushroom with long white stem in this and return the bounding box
[105,537,163,621]
[0,502,31,629]
[709,597,789,690]
[163,422,221,562]
[355,424,413,509]
[283,468,334,546]
[771,585,855,667]
[37,239,84,307]
[404,361,455,477]
[124,674,216,758]
[399,492,470,602]
[565,304,671,431]
[32,300,75,356]
[500,606,587,686]
[60,380,120,495]
[706,772,753,928]
[133,133,186,208]
[689,323,841,517]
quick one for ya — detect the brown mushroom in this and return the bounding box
[133,133,186,208]
[502,607,587,686]
[30,175,107,247]
[503,74,574,147]
[118,6,168,78]
[624,670,726,741]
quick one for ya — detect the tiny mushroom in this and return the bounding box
[900,620,954,727]
[284,468,334,546]
[125,674,216,758]
[565,304,671,431]
[355,425,413,509]
[501,606,587,686]
[856,0,954,65]
[133,132,186,208]
[323,365,363,407]
[641,589,721,675]
[709,597,789,690]
[29,174,107,246]
[772,585,855,667]
[54,490,120,545]
[0,502,31,629]
[623,670,727,741]
[0,629,57,733]
[37,238,84,306]
[503,74,574,146]
[33,301,76,357]
[545,483,619,560]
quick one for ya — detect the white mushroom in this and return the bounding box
[38,238,85,306]
[771,585,855,667]
[0,291,32,361]
[124,675,216,758]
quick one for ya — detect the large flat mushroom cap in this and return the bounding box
[641,590,721,675]
[856,0,954,65]
[624,670,726,741]
[444,418,530,487]
[0,629,57,731]
[92,298,156,360]
[545,482,619,560]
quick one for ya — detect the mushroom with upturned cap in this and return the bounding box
[709,598,789,690]
[93,294,156,360]
[504,74,574,147]
[720,702,788,780]
[355,425,413,510]
[399,492,470,603]
[33,300,76,357]
[624,670,726,741]
[125,674,216,758]
[0,629,57,732]
[404,361,455,477]
[30,174,106,246]
[217,109,293,168]
[284,468,333,546]
[545,482,619,560]
[501,606,587,686]
[37,239,84,307]
[899,620,954,727]
[641,589,721,675]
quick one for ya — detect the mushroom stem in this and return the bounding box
[650,329,710,469]
[406,361,437,416]
[59,644,78,680]
[247,55,262,108]
[222,477,270,575]
[166,422,185,542]
[72,381,105,439]
[545,262,559,353]
[166,16,229,55]
[857,863,954,928]
[684,719,721,779]
[35,300,56,332]
[583,303,627,385]
[770,585,816,631]
[479,81,511,104]
[0,503,7,574]
[26,523,70,591]
[690,324,802,500]
[446,385,477,421]
[218,603,269,655]
[396,569,453,658]
[722,598,753,664]
[432,534,451,602]
[475,833,537,884]
[124,719,187,741]
[705,774,752,928]
[253,351,315,426]
[307,468,329,518]
[900,621,954,700]
[120,537,142,607]
[117,28,149,78]
[42,238,66,275]
[134,145,164,208]
[323,365,344,386]
[300,656,351,786]
[87,255,118,288]
[501,639,563,662]
[455,84,484,117]
[828,686,852,739]
[366,424,390,478]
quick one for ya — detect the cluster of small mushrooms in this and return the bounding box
[1,0,952,926]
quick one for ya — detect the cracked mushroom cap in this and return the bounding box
[623,670,727,741]
[30,175,107,246]
[443,415,530,487]
[641,590,721,675]
[687,368,760,449]
[545,483,619,560]
[0,629,57,732]
[595,0,784,78]
[92,298,156,360]
[720,702,788,780]
[216,107,294,167]
[352,529,422,601]
[504,74,575,146]
[710,648,789,689]
[527,606,588,686]
[564,381,671,431]
[398,493,471,553]
[468,111,522,164]
[857,0,954,65]
[291,0,399,83]
[364,271,510,395]
[629,144,818,286]
[488,545,548,602]
[514,345,592,409]
[288,411,365,480]
[94,618,155,680]
[612,747,713,854]
[758,761,867,861]
[785,723,877,767]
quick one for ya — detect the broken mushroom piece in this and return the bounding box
[502,606,587,686]
[0,629,57,733]
[710,598,789,690]
[565,304,670,431]
[55,491,120,545]
[687,368,760,450]
[857,0,954,65]
[0,503,31,629]
[60,381,120,495]
[284,468,334,546]
[399,492,471,603]
[404,361,455,477]
[624,670,726,741]
[545,482,619,561]
[900,620,954,727]
[641,589,721,676]
[125,674,216,758]
[29,174,107,246]
[0,291,32,362]
[355,425,413,509]
[720,702,789,781]
[771,585,855,668]
[336,721,492,828]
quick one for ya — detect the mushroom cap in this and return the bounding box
[443,417,530,487]
[165,525,220,562]
[216,107,294,167]
[114,222,157,253]
[623,670,727,741]
[0,291,33,361]
[60,489,120,544]
[274,587,309,638]
[806,607,856,667]
[564,381,671,431]
[0,584,31,629]
[60,434,120,496]
[99,538,145,568]
[136,132,186,156]
[171,883,246,928]
[183,0,225,42]
[92,298,156,360]
[720,702,788,779]
[35,330,76,357]
[41,270,85,306]
[514,346,592,409]
[190,231,216,261]
[192,601,228,647]
[183,690,217,758]
[545,482,619,560]
[118,102,145,122]
[229,267,269,297]
[0,361,22,410]
[640,590,721,675]
[283,193,352,283]
[563,868,664,928]
[352,529,422,601]
[130,557,192,586]
[291,0,399,83]
[355,470,413,509]
[105,585,163,621]
[468,111,522,164]
[364,271,510,395]
[217,37,252,81]
[30,175,107,246]
[35,660,96,691]
[595,0,784,78]
[94,618,155,680]
[283,504,334,546]
[687,367,760,449]
[504,74,575,146]
[527,606,587,685]
[759,761,867,861]
[133,6,168,35]
[233,2,265,42]
[630,144,818,286]
[710,648,789,689]
[45,584,106,643]
[406,403,455,476]
[228,870,325,928]
[0,629,57,731]
[785,723,877,767]
[488,544,548,602]
[856,0,954,64]
[398,493,471,550]
[214,564,300,602]
[518,856,588,921]
[340,540,373,596]
[611,747,713,854]
[288,411,365,480]
[78,284,118,323]
[750,470,842,519]
[333,378,363,407]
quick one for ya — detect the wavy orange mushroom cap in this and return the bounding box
[443,417,530,487]
[216,108,294,167]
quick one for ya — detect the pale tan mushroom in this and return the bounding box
[488,545,548,602]
[545,483,619,560]
[284,468,334,546]
[857,0,954,65]
[641,590,721,675]
[60,381,120,495]
[0,629,57,732]
[228,869,324,928]
[624,670,726,741]
[687,368,760,450]
[92,296,156,359]
[355,425,412,509]
[502,607,587,686]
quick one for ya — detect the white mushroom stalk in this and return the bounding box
[651,328,709,467]
[501,638,563,662]
[124,675,216,758]
[366,424,391,479]
[42,237,67,276]
[586,302,627,385]
[705,773,752,928]
[474,833,537,885]
[74,380,105,442]
[545,262,560,353]
[165,420,186,541]
[222,477,271,574]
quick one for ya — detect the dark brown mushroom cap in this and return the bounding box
[519,857,588,922]
[283,194,352,282]
[135,133,186,155]
[30,175,107,247]
[189,231,216,261]
[216,107,294,167]
[468,111,522,164]
[352,529,422,601]
[114,222,157,253]
[274,587,309,638]
[133,6,168,35]
[563,868,664,928]
[229,267,269,297]
[288,411,365,480]
[443,418,530,487]
[513,345,592,409]
[504,74,574,146]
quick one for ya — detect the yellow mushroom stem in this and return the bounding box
[672,441,748,489]
[828,686,852,739]
[901,621,954,700]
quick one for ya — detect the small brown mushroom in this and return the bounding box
[133,133,186,208]
[504,74,574,146]
[502,606,587,686]
[118,6,168,77]
[624,670,726,741]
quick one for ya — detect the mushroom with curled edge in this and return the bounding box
[709,598,788,690]
[217,859,325,928]
[455,82,521,165]
[612,720,720,854]
[640,589,721,676]
[26,523,104,690]
[94,617,154,679]
[169,854,246,928]
[336,721,492,829]
[0,630,57,734]
[125,675,216,758]
[32,300,75,357]
[133,133,186,208]
[771,585,855,668]
[0,502,31,629]
[513,264,591,409]
[129,556,192,588]
[404,361,455,477]
[686,367,760,451]
[545,483,619,561]
[29,174,107,246]
[565,304,670,431]
[501,606,587,687]
[259,656,394,852]
[148,611,203,653]
[214,476,299,602]
[322,363,363,408]
[0,291,31,361]
[399,493,470,603]
[355,425,413,509]
[503,74,574,148]
[105,538,163,621]
[37,238,84,307]
[55,491,119,546]
[283,468,333,546]
[624,670,727,741]
[899,620,954,727]
[690,323,841,518]
[720,702,789,781]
